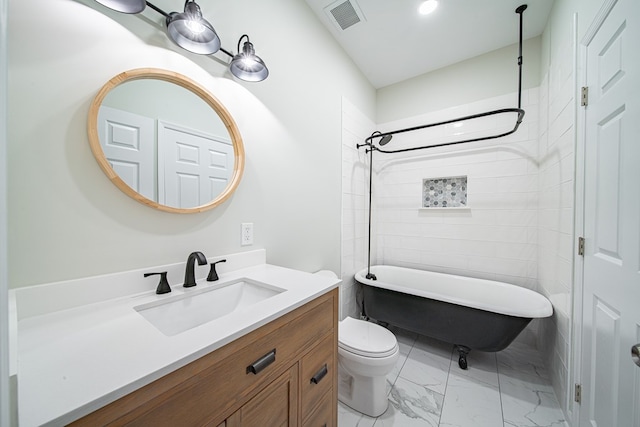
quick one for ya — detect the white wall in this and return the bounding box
[7,0,375,288]
[377,36,542,123]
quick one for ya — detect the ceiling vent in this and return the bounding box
[324,0,366,31]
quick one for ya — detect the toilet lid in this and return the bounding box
[338,317,398,358]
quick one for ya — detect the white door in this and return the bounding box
[158,121,233,209]
[97,106,156,200]
[580,0,640,425]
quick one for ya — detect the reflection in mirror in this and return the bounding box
[88,69,244,214]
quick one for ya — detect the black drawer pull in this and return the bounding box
[246,349,276,375]
[310,364,328,384]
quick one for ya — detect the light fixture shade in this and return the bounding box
[94,0,146,14]
[166,1,221,55]
[230,40,269,82]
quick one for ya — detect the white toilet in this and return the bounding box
[313,270,399,417]
[337,316,399,417]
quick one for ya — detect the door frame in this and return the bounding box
[571,1,622,426]
[0,0,10,425]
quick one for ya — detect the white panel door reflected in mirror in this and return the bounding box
[88,68,244,214]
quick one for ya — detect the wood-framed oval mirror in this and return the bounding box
[88,68,245,214]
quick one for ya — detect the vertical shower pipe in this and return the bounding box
[366,143,375,279]
[516,4,527,109]
[357,133,381,280]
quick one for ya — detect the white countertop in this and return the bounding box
[11,250,340,426]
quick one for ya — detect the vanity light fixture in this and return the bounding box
[229,35,269,82]
[418,0,438,15]
[166,1,221,55]
[93,0,269,82]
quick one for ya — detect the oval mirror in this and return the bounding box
[88,68,244,213]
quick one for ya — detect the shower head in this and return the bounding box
[379,134,393,146]
[515,4,528,14]
[369,131,393,146]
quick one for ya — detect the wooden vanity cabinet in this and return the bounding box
[70,288,338,427]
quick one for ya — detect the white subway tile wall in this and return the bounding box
[536,15,576,415]
[374,89,540,305]
[341,98,375,320]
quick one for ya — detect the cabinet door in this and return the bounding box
[300,334,334,422]
[226,365,299,427]
[302,390,333,427]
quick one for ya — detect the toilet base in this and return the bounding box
[338,364,389,417]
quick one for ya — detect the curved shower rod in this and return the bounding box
[357,4,528,155]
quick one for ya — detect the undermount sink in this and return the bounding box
[134,278,285,336]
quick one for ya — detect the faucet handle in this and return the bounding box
[207,259,227,282]
[144,272,171,294]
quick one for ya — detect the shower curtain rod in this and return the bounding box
[358,4,528,155]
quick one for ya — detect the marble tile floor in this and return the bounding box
[338,326,567,427]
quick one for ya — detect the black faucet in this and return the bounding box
[184,251,207,288]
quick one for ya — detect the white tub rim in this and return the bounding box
[356,265,552,319]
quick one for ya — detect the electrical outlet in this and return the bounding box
[241,223,253,246]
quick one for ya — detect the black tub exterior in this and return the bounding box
[362,284,531,352]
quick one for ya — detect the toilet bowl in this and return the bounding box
[337,316,399,417]
[312,270,399,417]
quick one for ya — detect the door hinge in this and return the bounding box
[574,383,582,404]
[578,237,585,256]
[581,86,589,106]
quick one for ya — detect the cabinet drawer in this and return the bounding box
[300,333,335,420]
[302,390,333,427]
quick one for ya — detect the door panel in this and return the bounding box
[594,106,623,262]
[589,297,621,425]
[97,106,155,200]
[158,121,233,208]
[580,0,640,425]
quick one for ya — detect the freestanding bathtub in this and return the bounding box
[355,265,553,369]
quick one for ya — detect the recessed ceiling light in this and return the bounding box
[418,0,438,15]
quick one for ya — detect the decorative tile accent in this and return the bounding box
[422,176,467,208]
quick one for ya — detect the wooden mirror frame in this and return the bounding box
[87,68,245,214]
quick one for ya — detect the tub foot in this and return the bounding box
[456,345,470,370]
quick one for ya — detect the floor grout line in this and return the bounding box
[496,352,507,427]
[436,345,455,427]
